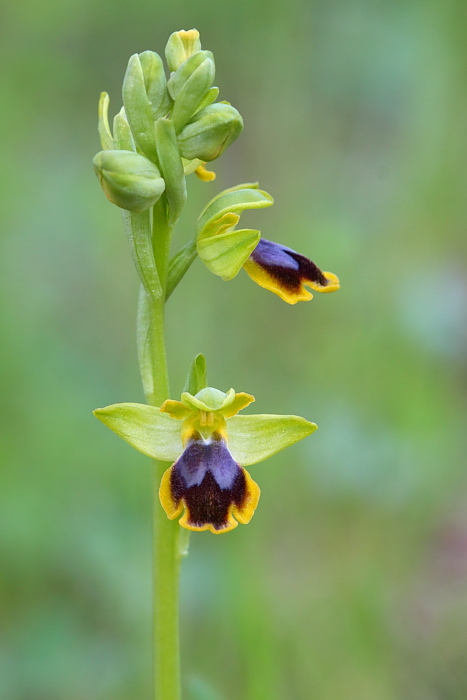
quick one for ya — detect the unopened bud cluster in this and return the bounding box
[93,29,243,213]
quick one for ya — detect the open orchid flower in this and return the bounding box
[94,384,316,534]
[195,184,340,303]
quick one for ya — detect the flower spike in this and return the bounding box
[243,238,340,304]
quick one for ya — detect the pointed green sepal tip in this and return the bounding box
[227,414,318,466]
[93,150,165,212]
[177,103,243,162]
[165,29,202,72]
[93,403,183,462]
[195,85,220,112]
[183,354,208,395]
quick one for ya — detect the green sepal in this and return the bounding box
[165,29,202,72]
[93,150,165,213]
[183,354,208,395]
[168,51,215,133]
[113,108,136,151]
[181,387,236,412]
[155,117,187,225]
[201,183,260,210]
[122,210,162,301]
[194,86,219,112]
[98,92,114,150]
[122,54,159,162]
[197,228,260,280]
[177,103,243,162]
[227,415,318,466]
[196,187,274,238]
[139,50,172,120]
[94,403,183,462]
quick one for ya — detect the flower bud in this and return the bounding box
[165,29,201,72]
[122,52,171,162]
[139,50,172,120]
[93,150,165,212]
[168,51,215,133]
[177,103,243,162]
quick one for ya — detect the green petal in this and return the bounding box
[196,188,273,239]
[94,403,183,462]
[220,392,255,418]
[227,414,317,466]
[197,228,260,280]
[199,212,239,240]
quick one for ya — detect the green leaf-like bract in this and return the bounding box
[183,354,208,395]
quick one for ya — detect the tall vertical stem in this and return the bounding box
[145,195,182,700]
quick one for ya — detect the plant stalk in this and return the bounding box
[145,195,182,700]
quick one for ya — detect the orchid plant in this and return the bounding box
[93,29,340,700]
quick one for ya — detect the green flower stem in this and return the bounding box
[153,456,182,700]
[145,195,182,700]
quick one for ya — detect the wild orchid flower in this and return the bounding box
[95,378,316,534]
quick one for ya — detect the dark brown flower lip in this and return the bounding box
[169,437,247,530]
[250,238,328,289]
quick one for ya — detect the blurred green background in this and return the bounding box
[1,0,467,698]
